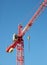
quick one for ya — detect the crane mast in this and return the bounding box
[16,40,24,65]
[6,0,47,65]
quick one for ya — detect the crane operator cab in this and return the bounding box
[13,33,18,42]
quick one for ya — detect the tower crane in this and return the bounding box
[6,0,47,65]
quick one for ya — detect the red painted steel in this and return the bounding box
[6,0,47,65]
[20,1,47,37]
[16,40,24,65]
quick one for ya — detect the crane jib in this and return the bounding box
[21,1,47,37]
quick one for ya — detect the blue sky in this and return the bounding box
[0,0,47,65]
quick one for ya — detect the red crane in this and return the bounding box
[6,0,47,65]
